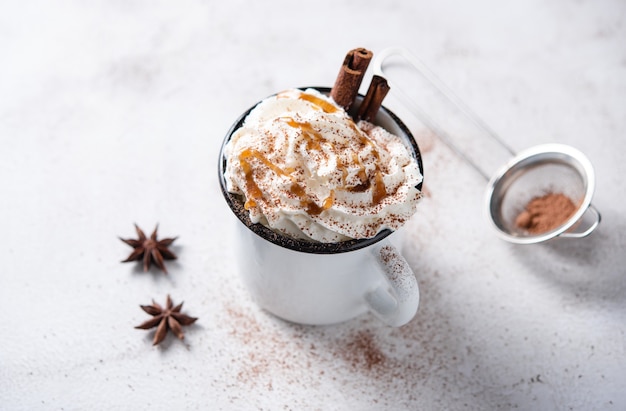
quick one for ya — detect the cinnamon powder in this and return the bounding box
[515,192,577,234]
[341,330,387,371]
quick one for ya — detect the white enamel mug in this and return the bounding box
[218,87,424,326]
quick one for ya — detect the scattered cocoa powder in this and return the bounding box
[515,192,577,234]
[340,330,387,371]
[218,289,461,408]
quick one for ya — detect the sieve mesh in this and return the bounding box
[493,160,586,237]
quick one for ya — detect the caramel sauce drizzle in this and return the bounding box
[372,171,386,205]
[240,149,276,209]
[276,90,339,114]
[239,148,334,214]
[348,121,381,161]
[290,183,335,216]
[297,92,339,113]
[280,117,324,151]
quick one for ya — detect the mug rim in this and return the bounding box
[218,86,423,254]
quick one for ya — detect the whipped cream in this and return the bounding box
[224,88,423,243]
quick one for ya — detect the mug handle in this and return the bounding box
[364,243,420,327]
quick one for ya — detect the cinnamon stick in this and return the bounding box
[358,75,390,122]
[330,48,373,110]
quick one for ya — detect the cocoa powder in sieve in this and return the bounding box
[515,192,577,234]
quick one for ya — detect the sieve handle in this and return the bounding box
[372,46,516,181]
[559,204,601,239]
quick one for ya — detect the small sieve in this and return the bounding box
[373,47,600,244]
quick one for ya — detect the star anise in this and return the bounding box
[120,224,177,273]
[135,295,198,345]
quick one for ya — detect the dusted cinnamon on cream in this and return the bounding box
[223,88,423,243]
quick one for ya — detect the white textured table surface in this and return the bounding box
[1,1,625,410]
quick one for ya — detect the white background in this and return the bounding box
[1,0,625,409]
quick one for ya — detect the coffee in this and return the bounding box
[222,88,423,243]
